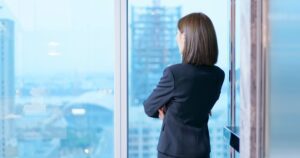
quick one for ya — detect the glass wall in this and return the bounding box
[269,0,300,157]
[128,0,230,158]
[0,0,115,157]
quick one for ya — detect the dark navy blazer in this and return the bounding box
[143,63,225,158]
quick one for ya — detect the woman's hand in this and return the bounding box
[158,108,165,120]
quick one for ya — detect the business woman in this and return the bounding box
[143,12,225,158]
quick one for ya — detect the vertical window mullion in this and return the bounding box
[114,0,128,158]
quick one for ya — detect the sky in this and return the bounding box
[0,0,115,76]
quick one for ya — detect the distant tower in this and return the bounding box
[130,1,181,106]
[0,19,15,157]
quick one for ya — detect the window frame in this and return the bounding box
[114,0,128,158]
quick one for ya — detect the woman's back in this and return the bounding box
[168,63,224,127]
[143,63,224,158]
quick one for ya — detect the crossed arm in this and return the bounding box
[143,68,174,119]
[143,67,212,119]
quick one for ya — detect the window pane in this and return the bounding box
[0,0,115,157]
[128,1,230,158]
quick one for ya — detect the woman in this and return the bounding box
[143,12,225,158]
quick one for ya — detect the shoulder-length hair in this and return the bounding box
[178,12,218,66]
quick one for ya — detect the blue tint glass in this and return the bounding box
[269,0,300,157]
[128,1,230,157]
[0,1,114,157]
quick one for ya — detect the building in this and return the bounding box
[0,19,15,158]
[208,108,229,158]
[128,2,181,158]
[129,3,181,106]
[128,106,161,158]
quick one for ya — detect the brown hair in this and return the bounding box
[178,12,218,66]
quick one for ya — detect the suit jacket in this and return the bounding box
[143,63,225,158]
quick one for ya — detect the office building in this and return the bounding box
[0,19,15,158]
[130,4,181,106]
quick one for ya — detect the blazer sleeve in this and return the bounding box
[143,67,174,118]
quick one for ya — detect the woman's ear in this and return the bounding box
[180,33,186,50]
[181,32,185,38]
[181,33,186,43]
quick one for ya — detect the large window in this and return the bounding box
[0,0,115,157]
[127,0,230,158]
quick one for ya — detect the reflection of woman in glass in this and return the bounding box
[143,12,225,158]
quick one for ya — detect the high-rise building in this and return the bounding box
[129,3,181,106]
[0,19,15,157]
[208,107,229,158]
[128,106,161,158]
[129,3,181,157]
